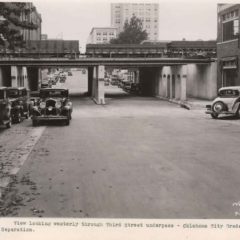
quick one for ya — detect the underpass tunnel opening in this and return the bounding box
[0,66,11,87]
[103,66,145,99]
[139,67,160,97]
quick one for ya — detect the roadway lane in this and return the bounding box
[1,93,240,218]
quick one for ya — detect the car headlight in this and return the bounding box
[56,101,62,108]
[40,102,46,109]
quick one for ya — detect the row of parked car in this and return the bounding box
[0,87,73,128]
[0,87,30,128]
[108,77,142,95]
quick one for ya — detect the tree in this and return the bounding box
[110,16,148,44]
[0,2,38,51]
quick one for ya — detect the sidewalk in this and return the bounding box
[158,96,212,110]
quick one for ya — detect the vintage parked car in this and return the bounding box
[130,83,142,94]
[122,81,132,92]
[0,87,12,128]
[7,87,30,123]
[206,86,240,119]
[31,88,72,126]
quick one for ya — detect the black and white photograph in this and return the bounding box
[1,0,240,238]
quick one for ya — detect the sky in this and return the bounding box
[32,0,235,52]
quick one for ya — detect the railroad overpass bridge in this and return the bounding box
[0,57,216,104]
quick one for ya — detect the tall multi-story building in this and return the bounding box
[217,4,240,88]
[20,2,42,41]
[87,27,117,44]
[111,3,159,41]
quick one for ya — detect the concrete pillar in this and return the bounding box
[180,65,187,101]
[0,67,3,87]
[175,74,181,100]
[92,65,105,104]
[92,66,97,99]
[11,66,18,87]
[169,74,173,99]
[38,68,42,89]
[22,67,29,89]
[97,65,105,104]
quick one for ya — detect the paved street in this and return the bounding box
[1,82,240,218]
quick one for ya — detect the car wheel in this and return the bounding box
[25,110,29,119]
[15,112,22,123]
[211,113,218,119]
[32,120,38,126]
[6,117,12,128]
[65,119,70,125]
[212,101,225,114]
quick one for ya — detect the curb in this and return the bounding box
[0,126,45,200]
[157,96,209,110]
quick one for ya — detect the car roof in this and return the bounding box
[7,87,27,90]
[39,88,68,91]
[219,86,240,91]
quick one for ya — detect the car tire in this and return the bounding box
[212,101,225,114]
[32,120,38,126]
[65,119,70,125]
[15,112,22,123]
[235,108,240,118]
[211,113,218,119]
[25,110,29,119]
[6,117,12,128]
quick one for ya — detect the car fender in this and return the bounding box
[232,101,240,114]
[212,97,236,111]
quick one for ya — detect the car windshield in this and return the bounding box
[40,90,68,98]
[7,89,19,98]
[0,90,4,99]
[218,89,239,97]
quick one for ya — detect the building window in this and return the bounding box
[223,19,239,41]
[234,19,239,35]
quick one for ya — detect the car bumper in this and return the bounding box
[205,109,235,115]
[32,115,68,121]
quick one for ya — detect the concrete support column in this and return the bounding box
[175,74,181,100]
[92,65,105,104]
[169,74,173,99]
[11,66,18,87]
[92,66,97,99]
[180,65,187,101]
[22,67,29,89]
[38,68,42,89]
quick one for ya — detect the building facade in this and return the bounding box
[20,2,42,41]
[87,27,117,44]
[217,4,240,88]
[111,3,159,41]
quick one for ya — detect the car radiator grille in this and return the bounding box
[46,99,56,107]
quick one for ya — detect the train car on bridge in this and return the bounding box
[86,40,216,59]
[166,40,217,58]
[86,43,168,58]
[21,40,80,58]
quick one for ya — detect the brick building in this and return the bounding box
[217,4,240,88]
